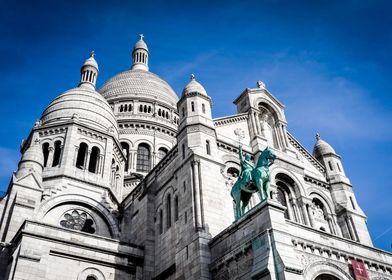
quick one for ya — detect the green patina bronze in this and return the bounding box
[230,145,276,220]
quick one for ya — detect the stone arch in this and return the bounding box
[308,190,335,215]
[76,138,105,152]
[119,138,134,149]
[254,97,285,121]
[77,267,106,280]
[304,261,353,280]
[34,194,120,238]
[270,167,306,197]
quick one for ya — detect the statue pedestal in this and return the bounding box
[209,200,303,280]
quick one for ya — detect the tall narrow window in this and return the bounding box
[88,146,100,173]
[206,140,211,155]
[174,196,179,222]
[166,194,172,228]
[52,140,62,167]
[350,196,356,210]
[182,144,186,159]
[76,143,88,169]
[337,162,342,172]
[191,101,195,112]
[159,209,163,234]
[136,143,151,172]
[42,142,50,167]
[121,142,130,172]
[328,161,333,171]
[202,103,206,114]
[182,107,185,118]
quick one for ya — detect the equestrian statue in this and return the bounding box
[230,144,276,220]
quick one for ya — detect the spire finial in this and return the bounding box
[316,133,320,140]
[139,34,144,41]
[190,73,195,81]
[90,50,95,58]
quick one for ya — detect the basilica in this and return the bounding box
[0,36,391,280]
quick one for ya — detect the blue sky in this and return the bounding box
[0,0,391,250]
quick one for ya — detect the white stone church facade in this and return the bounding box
[0,36,391,280]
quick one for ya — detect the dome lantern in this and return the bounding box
[79,51,99,89]
[131,34,149,71]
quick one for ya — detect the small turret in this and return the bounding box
[312,133,347,181]
[131,34,149,71]
[16,137,44,184]
[79,51,99,89]
[178,74,213,131]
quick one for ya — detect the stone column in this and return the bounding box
[192,160,203,230]
[250,111,258,137]
[47,145,54,167]
[349,216,360,242]
[333,215,343,236]
[307,204,315,227]
[345,216,356,240]
[300,202,310,226]
[291,199,301,223]
[284,191,293,220]
[254,112,261,135]
[327,215,335,234]
[85,150,91,171]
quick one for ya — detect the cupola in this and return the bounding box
[131,34,149,71]
[79,51,99,89]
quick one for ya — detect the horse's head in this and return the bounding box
[263,147,277,161]
[256,147,277,168]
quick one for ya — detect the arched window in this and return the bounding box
[76,142,88,169]
[52,140,62,167]
[158,108,161,116]
[128,104,132,111]
[86,276,97,280]
[166,112,169,119]
[159,209,163,234]
[206,140,211,155]
[182,144,186,159]
[119,104,123,112]
[174,196,179,222]
[136,143,151,172]
[166,194,172,228]
[315,274,340,280]
[148,106,152,113]
[88,146,100,173]
[227,167,239,178]
[191,101,195,112]
[124,104,128,112]
[276,186,289,219]
[202,103,206,113]
[42,142,50,167]
[121,142,130,172]
[157,147,168,162]
[144,105,147,113]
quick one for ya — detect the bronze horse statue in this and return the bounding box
[230,146,276,220]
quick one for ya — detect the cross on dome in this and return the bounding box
[90,50,95,58]
[139,34,144,41]
[316,133,321,140]
[190,73,195,80]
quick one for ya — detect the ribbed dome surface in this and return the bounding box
[134,40,148,51]
[313,136,336,159]
[41,87,118,137]
[99,69,178,107]
[181,75,207,97]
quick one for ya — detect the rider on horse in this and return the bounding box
[239,144,254,189]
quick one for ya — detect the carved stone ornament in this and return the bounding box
[60,209,96,234]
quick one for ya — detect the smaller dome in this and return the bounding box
[312,133,336,159]
[182,74,207,97]
[41,87,119,137]
[83,51,98,70]
[133,34,148,51]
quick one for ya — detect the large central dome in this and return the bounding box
[99,69,178,106]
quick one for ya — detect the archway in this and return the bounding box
[315,274,341,280]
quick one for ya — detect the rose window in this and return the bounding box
[60,210,96,234]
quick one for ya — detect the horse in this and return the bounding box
[230,147,276,220]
